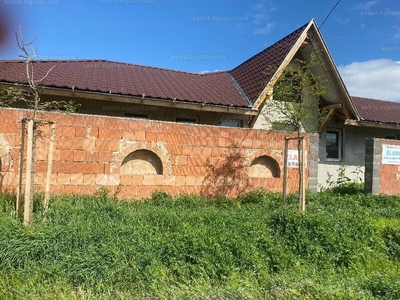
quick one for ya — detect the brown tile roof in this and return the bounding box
[229,22,308,104]
[0,60,249,108]
[351,96,400,125]
[0,22,311,110]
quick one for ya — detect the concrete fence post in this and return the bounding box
[308,133,319,192]
[364,138,381,195]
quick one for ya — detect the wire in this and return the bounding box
[319,0,342,29]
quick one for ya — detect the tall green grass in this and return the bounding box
[0,188,400,299]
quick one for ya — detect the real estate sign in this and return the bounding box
[382,144,400,165]
[287,150,299,168]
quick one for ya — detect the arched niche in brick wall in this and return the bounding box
[249,155,280,178]
[120,149,163,175]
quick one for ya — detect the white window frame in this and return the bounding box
[326,128,343,162]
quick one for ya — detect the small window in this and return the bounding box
[386,135,400,140]
[175,115,199,124]
[124,113,149,119]
[326,129,342,161]
[220,119,242,128]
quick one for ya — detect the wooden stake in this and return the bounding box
[23,119,33,226]
[16,120,26,218]
[299,138,306,212]
[282,137,289,206]
[44,123,56,215]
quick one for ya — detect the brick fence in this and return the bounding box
[0,108,311,199]
[365,138,400,195]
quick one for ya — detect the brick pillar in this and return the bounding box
[364,138,381,194]
[308,133,319,192]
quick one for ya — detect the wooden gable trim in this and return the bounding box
[251,21,313,110]
[308,39,349,118]
[307,24,358,120]
[318,108,336,133]
[250,19,360,128]
[318,104,343,132]
[322,103,342,110]
[249,21,314,127]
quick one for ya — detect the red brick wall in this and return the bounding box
[380,140,400,195]
[0,108,309,199]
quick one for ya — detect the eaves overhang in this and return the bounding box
[345,119,400,130]
[0,82,259,116]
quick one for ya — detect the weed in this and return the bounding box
[0,190,399,298]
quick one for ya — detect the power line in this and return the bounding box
[319,0,342,29]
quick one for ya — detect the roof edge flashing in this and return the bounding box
[228,74,253,107]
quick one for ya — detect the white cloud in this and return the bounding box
[394,27,400,39]
[252,2,265,11]
[253,13,267,25]
[198,70,223,74]
[268,1,278,12]
[250,1,277,34]
[254,22,275,35]
[353,0,380,10]
[252,1,277,12]
[335,18,350,25]
[338,59,400,102]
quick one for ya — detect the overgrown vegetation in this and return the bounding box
[1,188,400,299]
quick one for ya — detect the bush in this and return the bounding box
[361,272,400,299]
[326,182,364,196]
[268,205,375,268]
[151,190,175,207]
[381,225,400,260]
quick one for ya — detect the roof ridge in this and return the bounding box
[0,59,250,108]
[86,60,223,75]
[0,59,230,76]
[199,70,229,75]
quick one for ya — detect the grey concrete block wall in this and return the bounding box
[364,138,381,194]
[308,133,319,192]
